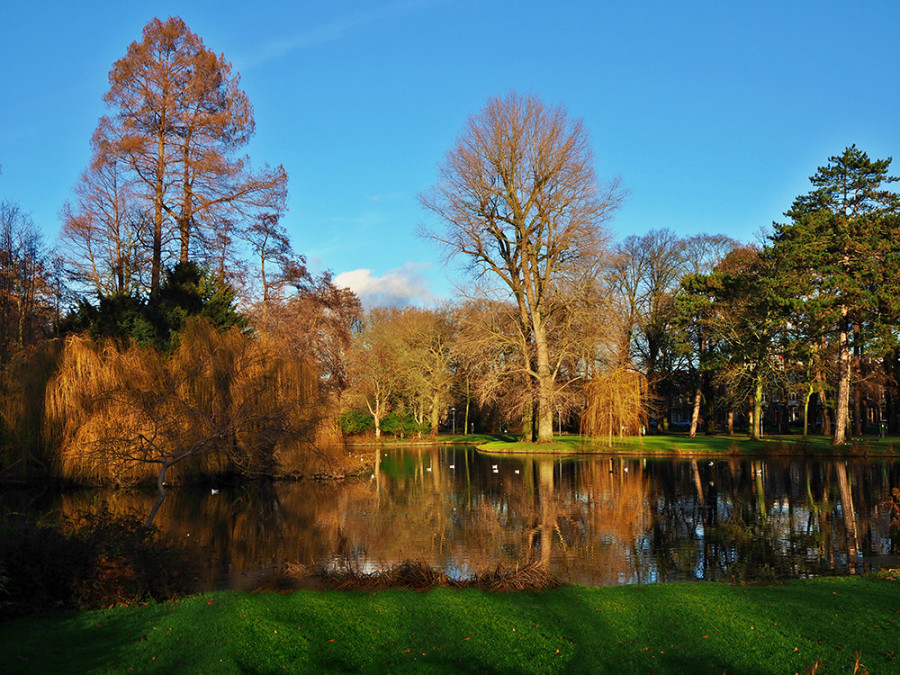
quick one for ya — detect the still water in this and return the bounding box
[4,446,900,589]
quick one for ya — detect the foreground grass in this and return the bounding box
[2,576,898,673]
[477,432,898,456]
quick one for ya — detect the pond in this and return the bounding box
[3,446,899,589]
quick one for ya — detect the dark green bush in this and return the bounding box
[339,409,374,436]
[0,510,197,618]
[380,411,429,438]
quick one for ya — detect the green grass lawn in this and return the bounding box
[1,576,898,673]
[346,432,501,447]
[476,432,898,456]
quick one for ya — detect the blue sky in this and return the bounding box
[2,1,899,306]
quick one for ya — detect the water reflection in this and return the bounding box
[3,447,899,589]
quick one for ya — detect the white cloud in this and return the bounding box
[333,263,439,307]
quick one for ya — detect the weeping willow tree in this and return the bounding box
[0,340,64,478]
[580,368,648,446]
[46,316,324,524]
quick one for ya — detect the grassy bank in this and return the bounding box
[347,433,501,447]
[476,432,898,457]
[1,576,898,673]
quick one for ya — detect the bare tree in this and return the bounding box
[0,202,55,360]
[244,211,308,309]
[420,91,623,442]
[452,298,534,434]
[60,126,148,297]
[90,16,287,295]
[344,308,403,438]
[249,272,361,395]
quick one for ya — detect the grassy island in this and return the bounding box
[474,433,897,457]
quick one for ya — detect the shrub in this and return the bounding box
[0,510,197,618]
[380,411,429,438]
[339,409,374,436]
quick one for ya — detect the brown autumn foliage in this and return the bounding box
[44,316,327,485]
[65,17,287,297]
[580,367,648,443]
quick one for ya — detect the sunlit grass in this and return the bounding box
[1,576,897,674]
[477,432,897,456]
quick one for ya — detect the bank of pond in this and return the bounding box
[472,432,898,456]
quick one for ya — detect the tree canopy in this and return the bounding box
[771,145,900,444]
[420,91,623,442]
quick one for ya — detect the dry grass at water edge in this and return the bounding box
[283,559,562,592]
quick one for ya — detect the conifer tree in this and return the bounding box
[772,146,900,444]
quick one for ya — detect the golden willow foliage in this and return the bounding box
[0,340,64,475]
[45,317,325,485]
[580,368,648,444]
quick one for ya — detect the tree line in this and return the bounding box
[2,16,899,490]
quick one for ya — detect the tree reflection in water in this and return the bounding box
[5,447,899,589]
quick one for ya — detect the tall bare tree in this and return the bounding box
[84,16,286,296]
[60,125,148,297]
[420,91,622,442]
[0,202,55,360]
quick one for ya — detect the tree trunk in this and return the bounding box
[727,410,734,435]
[16,293,26,348]
[463,373,470,436]
[533,316,555,443]
[151,128,166,297]
[819,389,831,436]
[430,392,440,437]
[704,372,716,435]
[689,381,702,438]
[833,308,851,445]
[750,374,763,440]
[367,397,382,439]
[802,382,814,438]
[521,392,534,442]
[180,139,192,263]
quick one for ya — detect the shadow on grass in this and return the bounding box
[3,576,897,674]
